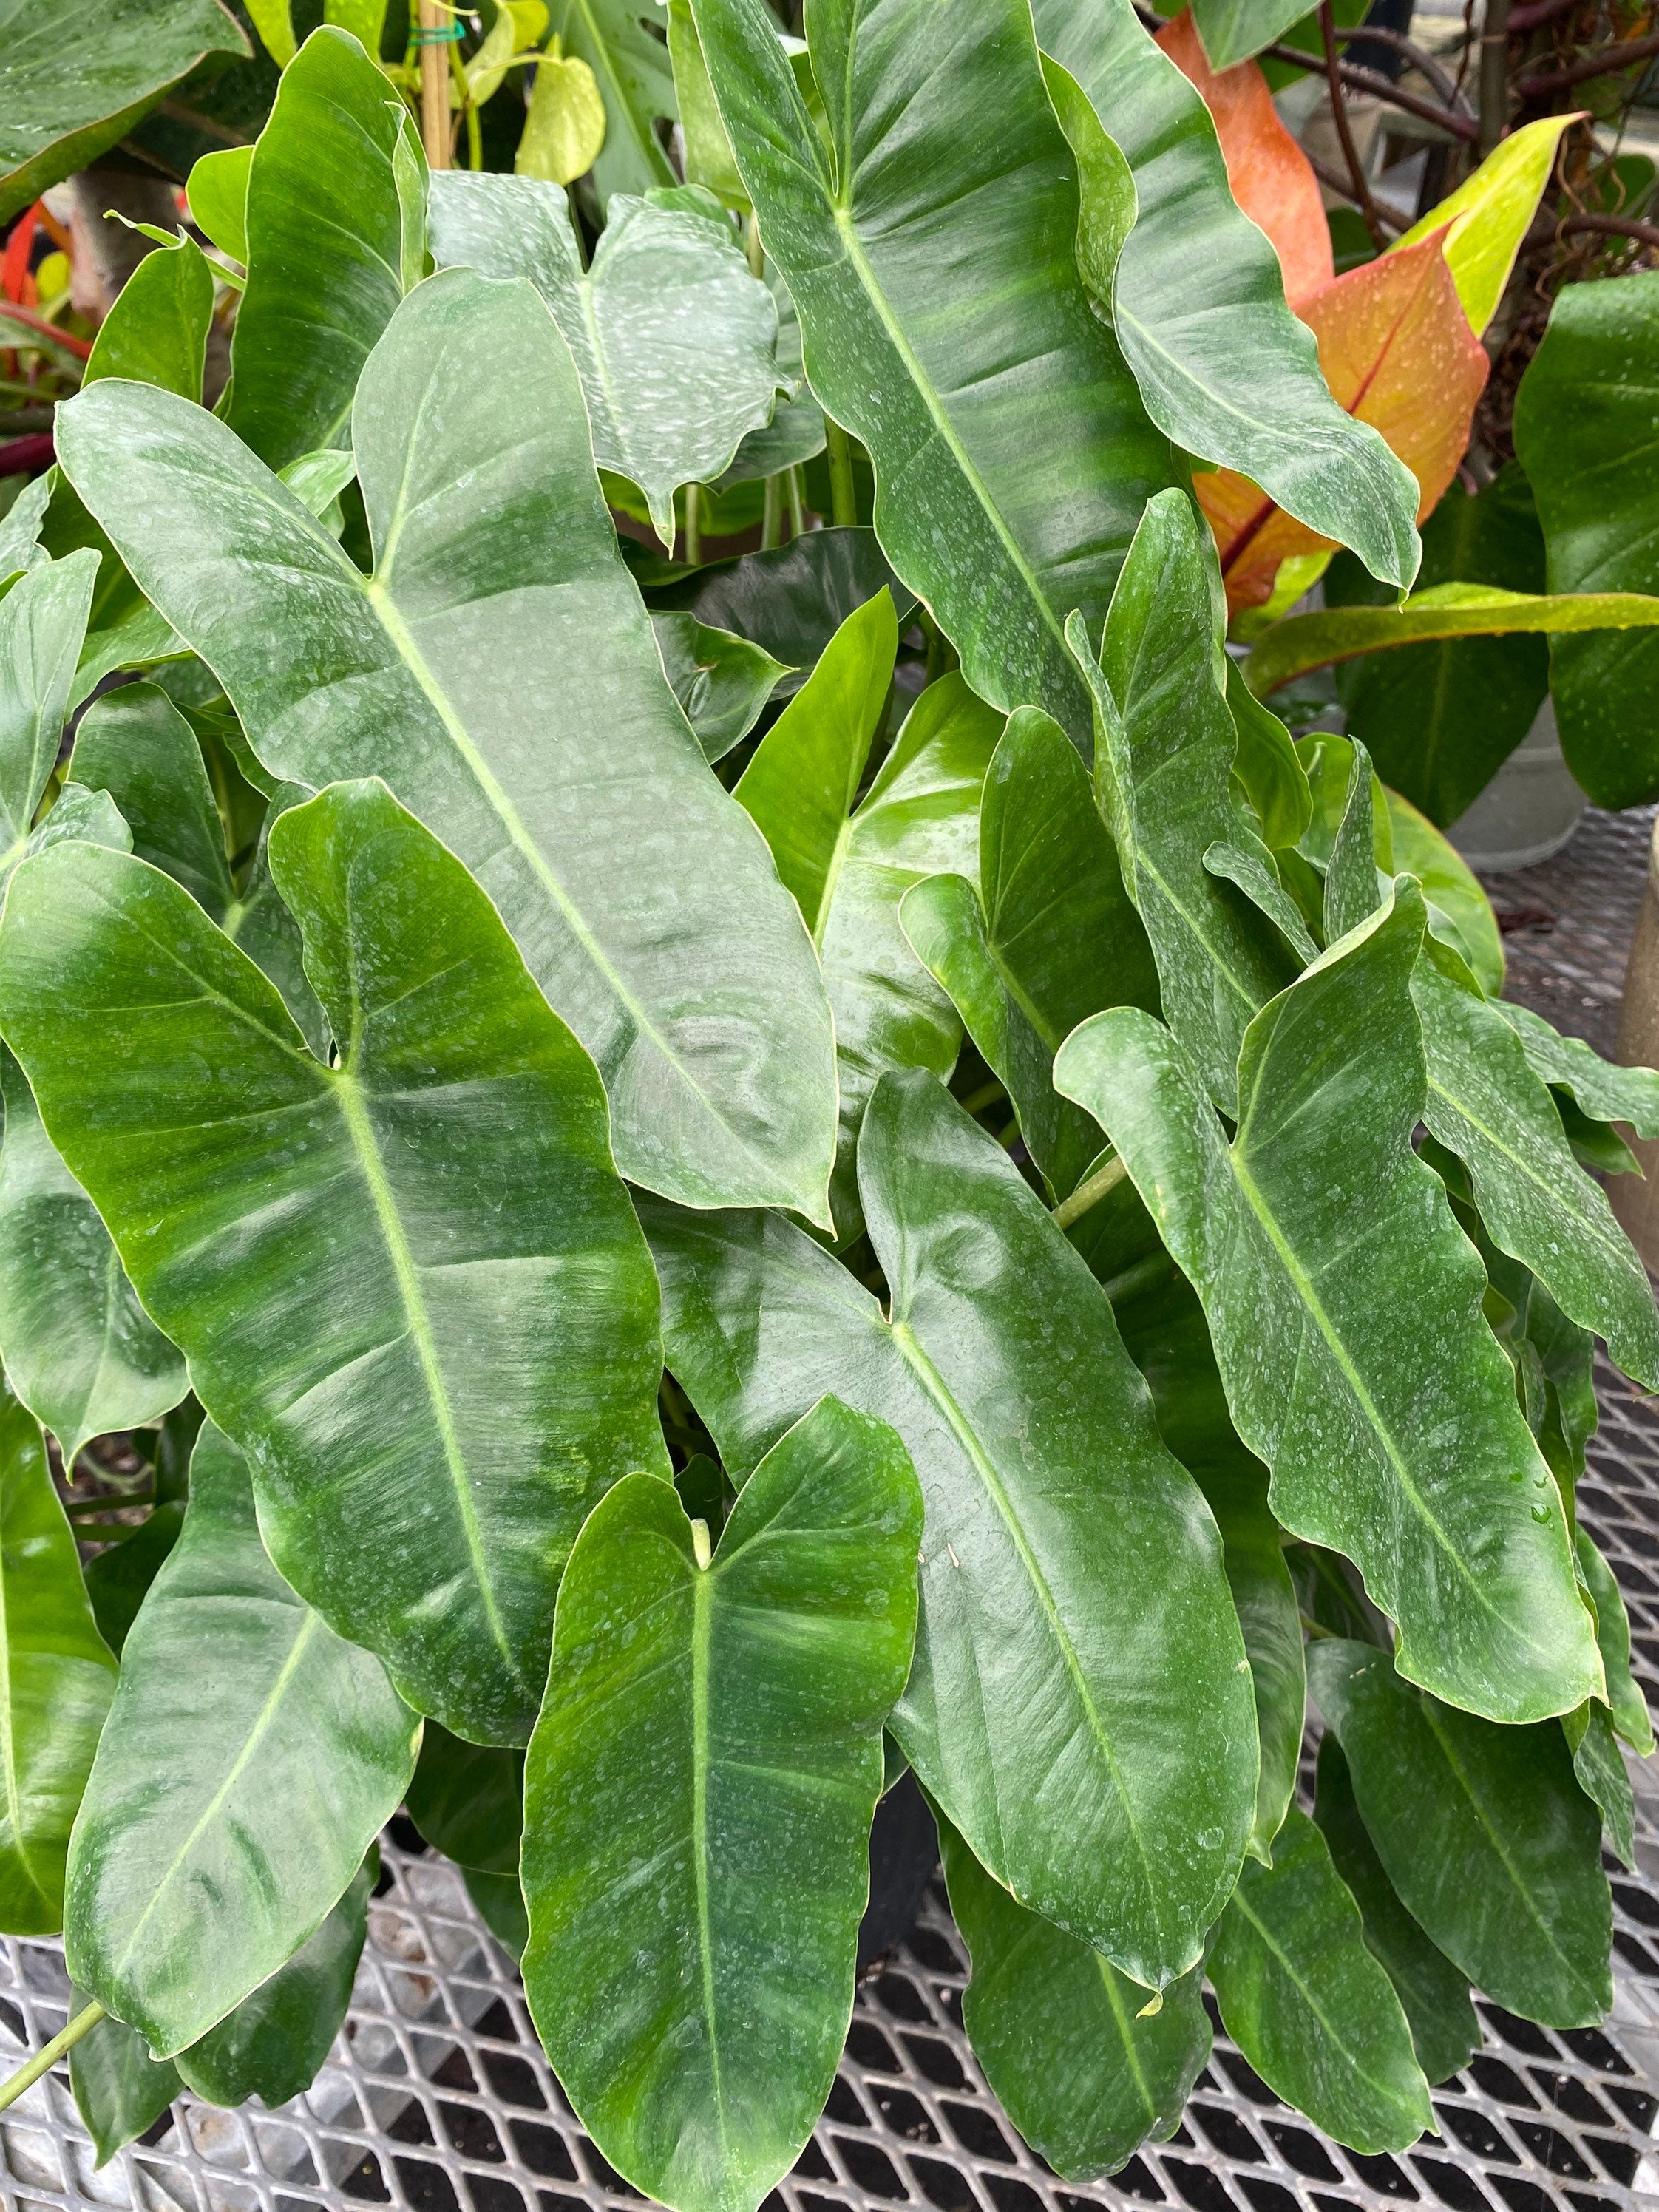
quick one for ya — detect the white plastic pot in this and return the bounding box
[1447,696,1587,873]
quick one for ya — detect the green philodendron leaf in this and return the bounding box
[0,781,669,1742]
[58,271,838,1221]
[0,0,248,228]
[937,1808,1210,2179]
[900,706,1160,1202]
[0,1377,117,1935]
[431,172,783,551]
[0,477,51,582]
[552,0,678,207]
[1385,786,1505,996]
[644,1069,1258,1989]
[174,1853,376,2106]
[1071,492,1302,1113]
[0,1045,186,1468]
[1576,1528,1654,1754]
[467,1868,529,1961]
[1188,0,1326,64]
[651,611,788,762]
[1054,883,1603,1726]
[1209,1808,1434,2152]
[1227,665,1312,852]
[81,1502,187,1658]
[522,1397,923,2212]
[1312,1734,1480,2086]
[1563,1700,1635,1871]
[1494,1000,1659,1138]
[225,28,425,471]
[406,1724,524,1874]
[186,143,251,265]
[70,683,235,920]
[0,549,99,887]
[1307,1638,1615,2029]
[1068,1181,1303,1865]
[693,0,1180,753]
[1325,465,1549,829]
[70,2001,180,2167]
[737,645,1002,1239]
[64,1425,418,2056]
[1032,0,1417,585]
[1514,268,1659,809]
[83,234,215,404]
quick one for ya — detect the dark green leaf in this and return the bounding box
[1209,1808,1434,2151]
[58,271,839,1220]
[1054,884,1602,1724]
[522,1397,923,2212]
[552,0,678,208]
[937,1808,1210,2180]
[70,682,235,920]
[643,1070,1258,1988]
[1385,786,1505,996]
[186,143,251,265]
[0,1377,117,1935]
[69,2002,180,2168]
[64,1424,418,2055]
[81,1502,187,1658]
[1189,0,1329,64]
[83,235,215,404]
[1312,1734,1479,2086]
[406,1726,524,1875]
[0,550,99,888]
[1562,1701,1635,1871]
[1227,665,1312,852]
[900,705,1159,1201]
[694,0,1180,751]
[1307,1638,1614,2028]
[651,611,789,761]
[1493,1001,1659,1138]
[0,781,668,1743]
[467,1867,528,1961]
[1513,268,1659,807]
[1576,1528,1654,1754]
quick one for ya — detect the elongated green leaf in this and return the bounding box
[1411,950,1659,1390]
[174,1853,375,2106]
[1209,1808,1434,2151]
[0,781,668,1741]
[186,144,251,265]
[1564,1700,1635,1871]
[1494,1001,1659,1138]
[407,1725,523,1874]
[0,1047,186,1465]
[58,271,837,1218]
[901,706,1160,1201]
[523,1397,922,2212]
[1032,0,1417,578]
[1228,665,1312,851]
[1072,492,1300,1112]
[1577,1528,1654,1754]
[0,478,51,583]
[552,0,677,206]
[1313,1734,1479,2086]
[694,0,1179,752]
[937,1810,1210,2179]
[70,2001,180,2166]
[70,684,235,920]
[740,664,1001,1237]
[64,1425,417,2055]
[0,1378,116,1935]
[82,1503,186,1658]
[0,550,98,885]
[0,0,248,228]
[1054,885,1601,1725]
[468,1868,529,1961]
[1187,0,1321,66]
[1307,1638,1614,2027]
[652,612,787,762]
[430,172,782,550]
[1246,583,1659,704]
[1385,786,1504,996]
[1394,117,1579,342]
[225,28,424,470]
[644,1069,1257,1987]
[84,235,214,404]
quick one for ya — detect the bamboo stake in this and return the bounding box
[417,0,453,171]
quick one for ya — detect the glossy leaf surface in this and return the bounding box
[1313,1734,1480,2086]
[1308,1639,1614,2027]
[938,1811,1210,2179]
[1033,0,1416,590]
[81,1503,186,1659]
[1054,886,1601,1724]
[70,683,235,920]
[651,612,787,761]
[0,1046,186,1465]
[1496,1002,1659,1137]
[1383,786,1504,993]
[0,782,667,1743]
[523,1398,922,2212]
[1392,117,1577,340]
[430,172,782,549]
[1208,1808,1434,2151]
[83,234,214,402]
[0,1378,116,1935]
[645,1071,1258,1987]
[693,0,1179,751]
[57,271,838,1219]
[70,2003,180,2167]
[64,1425,418,2055]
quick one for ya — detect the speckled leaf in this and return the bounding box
[0,782,668,1743]
[522,1397,923,2212]
[938,1810,1210,2180]
[56,270,837,1218]
[693,0,1179,751]
[64,1425,418,2055]
[1054,884,1601,1725]
[1493,1002,1659,1139]
[642,1070,1258,1988]
[1307,1639,1614,2028]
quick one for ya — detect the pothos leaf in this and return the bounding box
[552,0,678,208]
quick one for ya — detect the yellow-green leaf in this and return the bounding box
[518,51,606,183]
[1391,115,1578,339]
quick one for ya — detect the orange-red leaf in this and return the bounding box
[1197,233,1489,612]
[1156,10,1334,305]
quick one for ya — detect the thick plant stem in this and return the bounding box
[1321,0,1386,248]
[1479,0,1511,156]
[0,2000,105,2114]
[417,0,452,169]
[787,465,807,536]
[824,418,858,527]
[1051,1153,1128,1231]
[762,474,784,549]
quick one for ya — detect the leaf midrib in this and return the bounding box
[689,1560,732,2156]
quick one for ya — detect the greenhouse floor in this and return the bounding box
[8,805,1659,2212]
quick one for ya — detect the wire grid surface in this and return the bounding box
[8,807,1659,2212]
